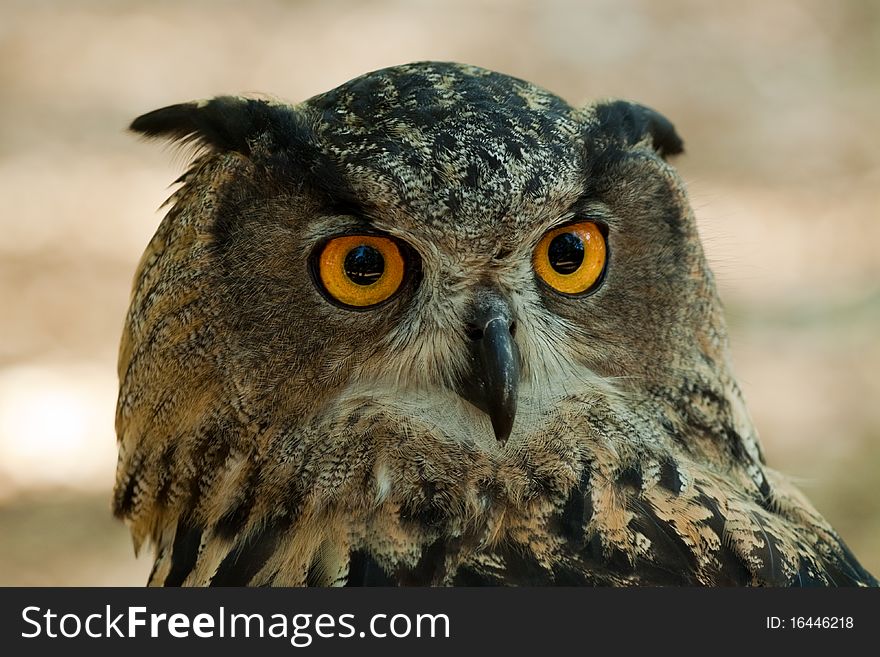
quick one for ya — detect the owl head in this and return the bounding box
[116,61,750,550]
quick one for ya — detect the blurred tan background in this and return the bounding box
[1,0,877,585]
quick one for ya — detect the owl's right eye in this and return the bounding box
[315,235,406,308]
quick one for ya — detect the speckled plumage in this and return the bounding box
[115,62,876,587]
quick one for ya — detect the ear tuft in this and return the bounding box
[129,96,285,156]
[593,100,684,159]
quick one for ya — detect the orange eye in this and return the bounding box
[317,235,406,307]
[533,221,606,295]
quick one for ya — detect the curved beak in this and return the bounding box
[455,293,519,443]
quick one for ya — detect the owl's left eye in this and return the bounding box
[316,235,406,308]
[533,221,607,295]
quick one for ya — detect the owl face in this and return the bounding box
[127,62,700,455]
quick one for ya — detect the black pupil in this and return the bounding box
[548,233,584,274]
[344,245,385,285]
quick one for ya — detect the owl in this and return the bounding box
[114,61,876,587]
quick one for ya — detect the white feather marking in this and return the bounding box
[374,462,392,503]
